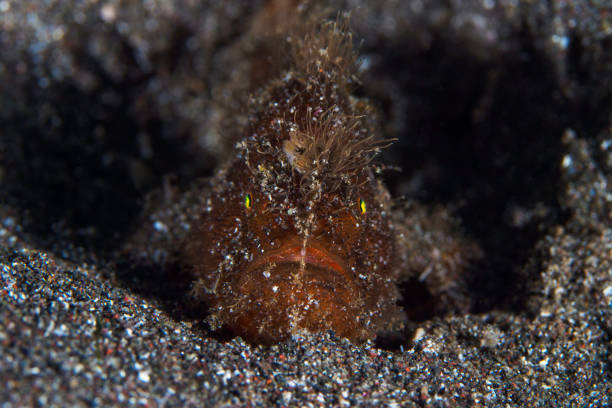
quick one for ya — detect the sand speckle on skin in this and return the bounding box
[1,0,611,406]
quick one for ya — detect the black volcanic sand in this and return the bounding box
[1,0,611,406]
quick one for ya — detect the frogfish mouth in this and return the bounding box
[185,15,404,344]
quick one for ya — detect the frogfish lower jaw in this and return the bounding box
[220,244,370,343]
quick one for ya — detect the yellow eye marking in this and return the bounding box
[245,193,252,210]
[359,198,366,215]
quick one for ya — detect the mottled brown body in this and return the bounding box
[174,6,484,345]
[186,15,404,343]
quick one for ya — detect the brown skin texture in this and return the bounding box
[185,18,405,344]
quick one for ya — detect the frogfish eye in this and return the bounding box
[244,193,253,210]
[359,198,366,215]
